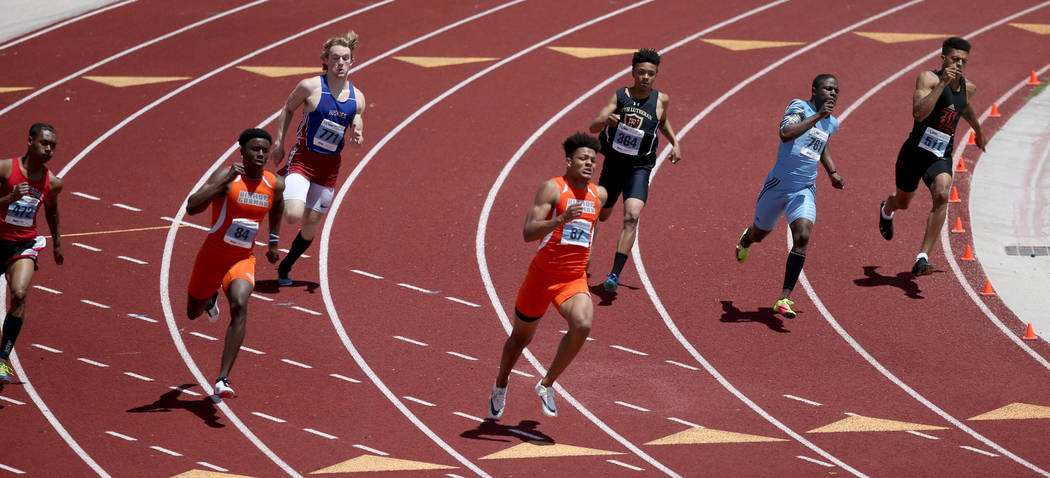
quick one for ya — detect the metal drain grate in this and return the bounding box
[1005,245,1050,256]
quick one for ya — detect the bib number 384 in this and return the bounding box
[5,195,38,227]
[224,218,259,248]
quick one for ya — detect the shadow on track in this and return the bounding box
[719,300,790,333]
[127,383,223,428]
[588,282,639,306]
[461,419,555,444]
[254,279,320,294]
[853,266,924,299]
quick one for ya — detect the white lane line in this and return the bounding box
[0,0,137,51]
[291,306,322,316]
[149,445,182,457]
[127,313,158,323]
[397,283,439,294]
[559,329,595,341]
[447,351,478,361]
[784,394,823,406]
[454,411,485,422]
[78,358,109,368]
[189,331,218,341]
[667,417,704,429]
[197,462,228,472]
[615,401,651,412]
[303,428,338,440]
[0,395,26,405]
[123,372,153,382]
[797,456,836,467]
[510,369,534,378]
[112,203,141,212]
[81,299,110,309]
[393,335,428,347]
[280,358,312,369]
[353,444,390,456]
[610,345,647,356]
[240,346,265,355]
[171,386,201,397]
[329,373,361,383]
[664,360,699,371]
[0,463,25,474]
[117,256,148,265]
[403,396,437,407]
[446,297,480,307]
[72,192,100,200]
[33,285,61,294]
[72,242,101,252]
[509,428,546,441]
[30,344,62,353]
[105,431,136,441]
[251,412,287,423]
[607,460,644,472]
[961,446,1000,457]
[351,269,383,279]
[906,430,940,440]
[250,293,273,301]
[160,216,209,231]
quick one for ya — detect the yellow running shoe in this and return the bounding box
[774,298,796,319]
[735,228,750,264]
[0,361,15,384]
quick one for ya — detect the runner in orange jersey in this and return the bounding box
[0,123,64,385]
[489,132,608,419]
[186,128,284,399]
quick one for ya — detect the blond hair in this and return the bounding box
[321,31,358,71]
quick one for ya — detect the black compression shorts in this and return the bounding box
[895,143,953,193]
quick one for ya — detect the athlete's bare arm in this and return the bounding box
[43,173,63,265]
[589,93,620,134]
[819,143,844,189]
[523,179,581,242]
[779,100,834,143]
[0,159,28,210]
[349,87,366,146]
[185,165,241,216]
[961,81,987,151]
[596,185,609,209]
[912,70,952,123]
[271,78,320,165]
[266,176,285,264]
[657,92,682,164]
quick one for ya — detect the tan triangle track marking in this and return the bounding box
[170,470,256,478]
[853,32,952,43]
[700,39,804,51]
[0,87,33,94]
[392,56,499,68]
[968,402,1050,420]
[646,427,788,445]
[310,455,457,473]
[480,441,624,460]
[1009,23,1050,34]
[547,46,638,58]
[237,66,321,78]
[808,415,949,433]
[82,76,192,87]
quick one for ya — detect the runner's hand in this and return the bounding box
[53,243,64,265]
[941,67,960,85]
[604,114,620,127]
[829,172,844,189]
[668,144,682,164]
[7,182,31,201]
[559,203,584,224]
[269,142,285,166]
[226,163,245,182]
[266,244,280,264]
[819,98,835,117]
[349,127,364,147]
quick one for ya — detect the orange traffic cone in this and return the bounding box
[1023,323,1037,340]
[1028,70,1041,86]
[980,280,995,295]
[955,157,968,172]
[961,244,975,260]
[989,103,1001,117]
[966,131,976,145]
[951,217,966,233]
[949,186,961,203]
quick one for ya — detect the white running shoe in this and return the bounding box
[489,381,507,420]
[205,293,220,323]
[215,377,235,399]
[535,382,557,417]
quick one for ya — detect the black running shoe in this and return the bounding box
[912,257,933,276]
[879,201,894,240]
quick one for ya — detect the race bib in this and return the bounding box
[312,118,347,152]
[611,122,644,155]
[560,219,593,247]
[5,195,38,227]
[917,127,950,158]
[223,218,258,248]
[799,128,829,160]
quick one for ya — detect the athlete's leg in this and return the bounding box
[615,198,645,256]
[186,293,208,319]
[299,208,325,241]
[920,172,953,255]
[884,187,914,215]
[540,293,593,387]
[0,259,34,364]
[218,278,252,379]
[740,223,773,247]
[495,314,540,388]
[282,173,310,225]
[781,218,813,300]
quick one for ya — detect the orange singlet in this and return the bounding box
[514,176,600,320]
[187,169,276,300]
